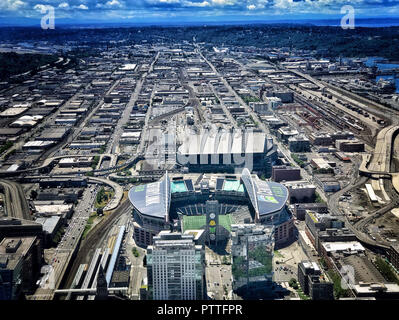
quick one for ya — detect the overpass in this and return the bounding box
[0,179,31,220]
[0,153,116,177]
[148,107,186,125]
[23,175,124,211]
[359,125,399,195]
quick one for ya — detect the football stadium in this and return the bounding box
[128,168,294,248]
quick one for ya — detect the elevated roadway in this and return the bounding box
[0,179,30,220]
[359,125,399,196]
[23,175,123,212]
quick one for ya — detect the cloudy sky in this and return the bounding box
[1,0,399,24]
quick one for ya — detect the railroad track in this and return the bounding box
[62,199,131,289]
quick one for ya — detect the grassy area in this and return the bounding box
[291,153,305,168]
[0,52,59,81]
[374,257,399,285]
[132,247,140,257]
[91,156,100,169]
[274,250,284,258]
[327,269,351,299]
[95,187,114,209]
[222,255,231,265]
[52,227,65,246]
[289,278,299,290]
[99,145,106,154]
[296,287,311,300]
[182,214,233,232]
[315,192,326,204]
[242,95,261,104]
[82,212,97,240]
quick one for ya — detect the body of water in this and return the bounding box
[366,57,399,93]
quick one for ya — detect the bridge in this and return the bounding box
[23,174,124,211]
[54,287,128,295]
[359,125,399,195]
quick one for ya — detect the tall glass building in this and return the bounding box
[146,231,205,300]
[231,224,275,298]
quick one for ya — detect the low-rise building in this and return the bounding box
[283,181,316,203]
[335,139,365,153]
[272,166,301,182]
[249,102,271,115]
[277,127,298,143]
[288,135,311,152]
[298,261,333,300]
[309,133,332,146]
[35,216,62,247]
[293,203,328,220]
[310,158,331,170]
[58,157,93,168]
[314,174,341,192]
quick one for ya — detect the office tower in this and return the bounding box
[147,231,205,300]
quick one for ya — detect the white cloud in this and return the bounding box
[0,0,26,11]
[33,3,49,12]
[58,2,69,9]
[96,0,124,8]
[247,4,256,10]
[158,0,181,3]
[185,1,210,7]
[211,0,237,6]
[76,4,88,10]
[106,0,122,7]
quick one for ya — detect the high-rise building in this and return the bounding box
[146,231,205,300]
[0,236,42,300]
[231,224,274,298]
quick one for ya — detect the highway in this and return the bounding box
[32,185,99,300]
[0,179,30,220]
[24,174,123,212]
[328,174,391,250]
[63,198,131,290]
[328,146,399,250]
[367,125,399,174]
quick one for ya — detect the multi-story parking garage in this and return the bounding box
[128,168,294,248]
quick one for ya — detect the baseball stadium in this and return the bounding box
[128,168,294,248]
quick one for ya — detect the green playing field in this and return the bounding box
[182,214,233,232]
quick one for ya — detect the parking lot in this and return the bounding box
[273,241,309,283]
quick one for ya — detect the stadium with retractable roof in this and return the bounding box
[128,168,294,248]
